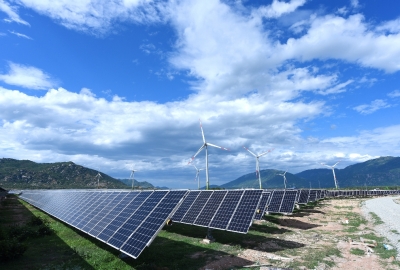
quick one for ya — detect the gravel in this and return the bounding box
[362,196,400,259]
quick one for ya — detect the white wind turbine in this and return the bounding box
[243,146,273,189]
[278,171,287,189]
[192,164,205,190]
[129,168,137,190]
[189,120,228,190]
[95,172,102,189]
[321,161,340,189]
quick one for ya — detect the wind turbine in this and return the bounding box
[278,171,287,189]
[243,146,273,189]
[321,161,340,189]
[129,168,137,190]
[192,164,204,190]
[188,120,228,190]
[95,172,102,189]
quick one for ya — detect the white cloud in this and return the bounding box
[0,0,30,25]
[253,0,307,19]
[350,0,359,8]
[388,90,400,98]
[376,18,400,34]
[8,30,32,39]
[0,62,56,90]
[353,99,391,115]
[16,0,162,35]
[276,14,400,73]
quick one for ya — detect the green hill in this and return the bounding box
[220,169,302,189]
[0,158,128,189]
[117,178,155,189]
[295,156,400,188]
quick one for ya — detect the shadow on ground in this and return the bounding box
[0,195,94,270]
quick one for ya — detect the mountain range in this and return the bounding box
[1,156,400,190]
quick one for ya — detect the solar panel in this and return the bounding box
[180,191,213,225]
[171,191,201,222]
[253,191,271,220]
[227,189,263,233]
[120,190,188,258]
[107,191,167,249]
[279,190,298,214]
[193,190,227,227]
[297,189,310,204]
[266,190,284,213]
[89,192,139,238]
[208,190,244,230]
[308,190,317,202]
[97,191,152,243]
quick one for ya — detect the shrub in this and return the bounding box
[0,239,27,262]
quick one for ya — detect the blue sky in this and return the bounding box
[1,0,400,189]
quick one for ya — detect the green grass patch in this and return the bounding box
[350,248,365,256]
[369,212,384,225]
[287,245,341,269]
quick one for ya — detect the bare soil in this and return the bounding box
[201,198,400,270]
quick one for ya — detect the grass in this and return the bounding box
[350,248,365,256]
[369,212,384,225]
[1,195,399,269]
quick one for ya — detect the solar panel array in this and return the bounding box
[264,189,299,214]
[172,189,263,233]
[19,189,187,259]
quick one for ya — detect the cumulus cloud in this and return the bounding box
[353,99,391,115]
[388,90,400,98]
[276,14,400,73]
[0,62,56,90]
[253,0,307,19]
[0,0,30,25]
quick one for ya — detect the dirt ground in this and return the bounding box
[201,198,400,270]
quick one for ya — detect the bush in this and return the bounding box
[7,224,37,241]
[0,239,27,262]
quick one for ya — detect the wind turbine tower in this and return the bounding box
[243,146,273,189]
[321,161,340,189]
[278,171,287,189]
[130,169,137,190]
[96,172,102,189]
[192,164,204,190]
[189,120,228,190]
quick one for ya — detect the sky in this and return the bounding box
[1,0,400,189]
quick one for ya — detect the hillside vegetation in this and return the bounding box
[0,158,127,189]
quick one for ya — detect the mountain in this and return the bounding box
[221,156,400,189]
[117,178,155,189]
[0,158,128,189]
[220,169,303,189]
[296,156,400,188]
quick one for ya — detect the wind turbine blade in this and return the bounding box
[188,145,205,164]
[193,164,198,170]
[199,119,206,144]
[243,146,257,157]
[258,148,274,157]
[207,142,228,150]
[332,161,341,167]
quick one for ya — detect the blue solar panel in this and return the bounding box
[254,192,271,220]
[227,190,263,233]
[308,190,317,202]
[193,190,227,227]
[171,191,200,222]
[89,192,137,238]
[279,190,298,213]
[266,190,284,213]
[60,192,93,221]
[75,192,119,230]
[120,190,188,258]
[64,192,101,225]
[70,192,110,227]
[81,192,121,232]
[180,191,213,224]
[209,190,244,230]
[97,191,151,243]
[297,189,310,204]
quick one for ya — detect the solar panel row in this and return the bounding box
[264,190,298,214]
[19,189,187,259]
[172,189,263,233]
